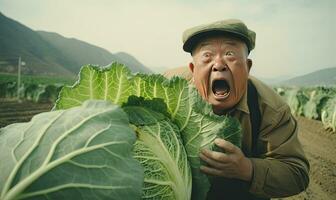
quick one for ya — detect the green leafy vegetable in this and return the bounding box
[0,100,143,200]
[321,97,336,132]
[124,98,191,200]
[55,64,133,109]
[276,86,336,133]
[280,89,309,116]
[54,63,241,200]
[303,89,333,120]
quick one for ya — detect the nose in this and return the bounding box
[212,56,228,72]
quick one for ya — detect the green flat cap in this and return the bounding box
[182,19,256,53]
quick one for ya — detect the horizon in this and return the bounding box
[0,0,335,79]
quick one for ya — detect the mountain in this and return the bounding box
[113,52,152,73]
[256,75,293,86]
[0,12,151,77]
[277,67,336,86]
[163,66,192,80]
[37,31,152,74]
[0,12,75,76]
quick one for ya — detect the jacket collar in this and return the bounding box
[232,87,250,114]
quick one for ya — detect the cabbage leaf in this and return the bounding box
[54,63,241,200]
[0,100,143,200]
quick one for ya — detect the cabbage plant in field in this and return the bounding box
[321,97,336,132]
[0,63,242,200]
[303,88,334,120]
[281,89,300,115]
[0,82,17,98]
[276,86,336,133]
[0,101,143,200]
[23,83,43,101]
[55,63,241,200]
[0,81,62,102]
[35,84,63,103]
[281,89,309,116]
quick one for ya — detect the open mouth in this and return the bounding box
[212,79,230,99]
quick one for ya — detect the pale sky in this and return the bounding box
[1,0,335,78]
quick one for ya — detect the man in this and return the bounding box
[182,19,310,199]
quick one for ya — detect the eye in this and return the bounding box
[201,52,212,62]
[225,50,235,56]
[203,52,211,58]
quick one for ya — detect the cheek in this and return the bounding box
[192,66,212,99]
[193,63,212,79]
[227,62,249,94]
[228,61,249,76]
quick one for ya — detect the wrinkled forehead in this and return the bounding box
[192,34,248,54]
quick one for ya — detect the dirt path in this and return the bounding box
[278,117,336,200]
[0,101,335,199]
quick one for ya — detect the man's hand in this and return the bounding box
[200,138,253,181]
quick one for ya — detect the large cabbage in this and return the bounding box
[321,96,336,132]
[303,88,334,120]
[0,63,242,200]
[0,101,143,200]
[124,97,191,199]
[281,88,309,116]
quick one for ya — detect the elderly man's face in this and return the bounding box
[189,36,252,114]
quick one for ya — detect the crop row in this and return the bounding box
[0,82,63,103]
[276,87,336,133]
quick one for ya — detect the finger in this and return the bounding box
[200,152,226,169]
[200,166,223,176]
[214,138,237,153]
[201,149,229,163]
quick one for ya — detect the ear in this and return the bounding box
[246,59,252,73]
[188,62,195,73]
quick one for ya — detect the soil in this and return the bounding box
[0,99,53,127]
[0,100,335,200]
[276,116,336,200]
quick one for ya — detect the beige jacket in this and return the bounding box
[164,67,309,198]
[231,76,309,198]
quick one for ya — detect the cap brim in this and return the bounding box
[183,30,252,53]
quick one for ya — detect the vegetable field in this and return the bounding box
[0,64,335,200]
[1,101,335,200]
[0,64,241,200]
[0,99,53,127]
[276,87,336,133]
[0,82,62,103]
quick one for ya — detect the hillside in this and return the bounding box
[37,31,152,74]
[0,12,75,76]
[113,52,152,73]
[0,12,151,77]
[277,67,336,86]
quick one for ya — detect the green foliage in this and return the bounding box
[55,62,242,200]
[0,82,17,98]
[0,73,75,85]
[276,86,336,133]
[0,63,242,199]
[321,97,336,132]
[281,88,309,116]
[0,74,66,102]
[0,100,143,200]
[124,98,191,199]
[303,88,335,120]
[35,84,63,103]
